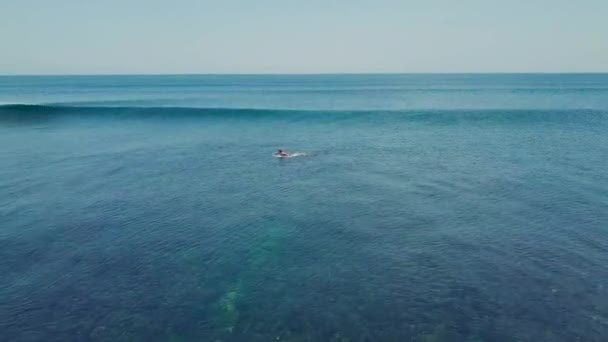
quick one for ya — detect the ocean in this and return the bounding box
[1,74,608,341]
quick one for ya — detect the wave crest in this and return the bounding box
[0,104,605,126]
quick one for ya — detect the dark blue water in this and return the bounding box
[1,75,608,341]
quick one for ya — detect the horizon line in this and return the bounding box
[2,71,608,77]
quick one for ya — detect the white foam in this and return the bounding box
[273,152,307,158]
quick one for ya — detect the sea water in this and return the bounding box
[1,74,608,341]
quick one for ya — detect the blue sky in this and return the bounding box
[1,0,607,74]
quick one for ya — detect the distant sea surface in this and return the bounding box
[1,74,608,341]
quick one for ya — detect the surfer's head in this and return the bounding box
[278,149,282,153]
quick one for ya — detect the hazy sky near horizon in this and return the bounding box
[1,0,607,74]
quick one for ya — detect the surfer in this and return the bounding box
[276,149,289,157]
